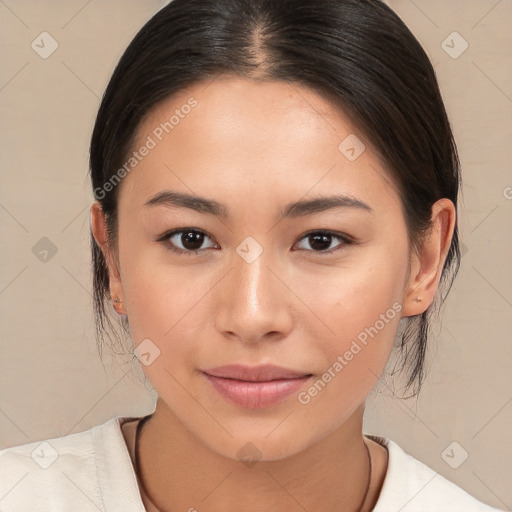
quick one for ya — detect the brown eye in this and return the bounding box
[178,231,206,251]
[295,231,352,253]
[159,228,217,255]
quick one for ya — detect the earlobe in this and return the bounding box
[401,198,456,317]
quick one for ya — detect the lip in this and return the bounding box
[202,364,312,409]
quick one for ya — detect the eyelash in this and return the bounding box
[156,228,354,256]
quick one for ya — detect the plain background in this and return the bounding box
[0,0,511,509]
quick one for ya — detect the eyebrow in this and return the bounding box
[144,190,373,219]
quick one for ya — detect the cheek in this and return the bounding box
[121,265,193,342]
[118,244,212,374]
[297,248,407,395]
[117,220,197,331]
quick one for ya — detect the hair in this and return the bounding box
[89,0,461,397]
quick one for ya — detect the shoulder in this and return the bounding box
[367,434,505,512]
[0,416,144,511]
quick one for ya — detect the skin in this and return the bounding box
[91,76,455,511]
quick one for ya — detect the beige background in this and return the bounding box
[0,0,511,509]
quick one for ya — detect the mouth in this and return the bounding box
[201,364,313,409]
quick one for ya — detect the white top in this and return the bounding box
[0,415,504,511]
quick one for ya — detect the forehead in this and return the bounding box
[136,76,350,150]
[119,76,401,215]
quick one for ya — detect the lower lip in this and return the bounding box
[203,373,312,409]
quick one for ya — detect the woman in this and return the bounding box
[0,0,505,510]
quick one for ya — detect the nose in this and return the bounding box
[214,247,294,345]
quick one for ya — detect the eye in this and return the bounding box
[294,230,353,254]
[157,228,218,255]
[157,228,353,256]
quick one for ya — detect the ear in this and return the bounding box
[90,202,126,315]
[401,198,456,317]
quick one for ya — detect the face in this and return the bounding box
[96,76,420,461]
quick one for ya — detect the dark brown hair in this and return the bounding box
[89,0,461,397]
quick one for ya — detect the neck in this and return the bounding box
[136,400,384,512]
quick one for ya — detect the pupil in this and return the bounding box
[182,231,203,250]
[310,234,331,251]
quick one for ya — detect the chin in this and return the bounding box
[196,421,322,464]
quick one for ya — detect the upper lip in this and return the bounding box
[202,364,312,382]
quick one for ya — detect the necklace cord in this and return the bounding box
[134,415,155,508]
